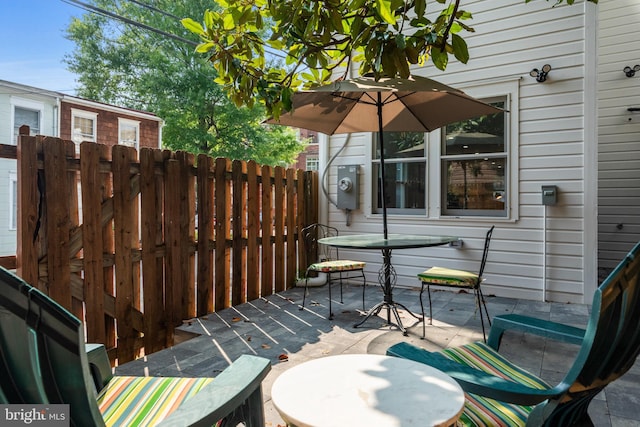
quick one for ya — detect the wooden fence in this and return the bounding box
[15,133,318,364]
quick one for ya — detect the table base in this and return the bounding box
[353,300,423,336]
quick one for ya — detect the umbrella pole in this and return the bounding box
[377,93,389,240]
[377,93,393,324]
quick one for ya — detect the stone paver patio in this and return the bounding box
[116,284,640,426]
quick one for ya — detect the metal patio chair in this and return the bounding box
[418,225,494,341]
[300,223,366,319]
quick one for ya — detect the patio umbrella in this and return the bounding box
[266,74,502,238]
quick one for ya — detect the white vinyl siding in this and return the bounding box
[8,172,17,231]
[10,98,44,144]
[597,0,640,269]
[323,0,595,303]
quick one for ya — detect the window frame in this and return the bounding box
[71,109,98,145]
[371,132,428,216]
[306,156,319,171]
[440,96,509,218]
[118,118,140,150]
[365,79,519,222]
[434,80,519,221]
[10,97,44,145]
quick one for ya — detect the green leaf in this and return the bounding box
[395,33,406,50]
[415,0,426,17]
[451,34,469,64]
[375,0,396,25]
[223,14,235,30]
[282,87,293,111]
[195,42,215,54]
[181,18,204,35]
[430,47,448,70]
[204,10,214,30]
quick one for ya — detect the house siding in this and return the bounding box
[60,100,161,149]
[597,0,640,269]
[0,83,60,256]
[0,80,162,258]
[323,0,597,303]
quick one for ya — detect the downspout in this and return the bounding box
[54,96,61,137]
[158,119,164,148]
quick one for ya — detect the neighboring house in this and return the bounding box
[0,79,163,256]
[294,129,320,171]
[318,0,639,304]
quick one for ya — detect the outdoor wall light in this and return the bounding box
[624,65,640,77]
[530,64,552,83]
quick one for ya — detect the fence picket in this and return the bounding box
[15,136,315,363]
[246,161,260,301]
[274,166,285,293]
[196,154,214,317]
[81,142,106,344]
[261,165,274,297]
[232,160,246,306]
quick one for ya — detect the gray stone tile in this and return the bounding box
[115,286,640,427]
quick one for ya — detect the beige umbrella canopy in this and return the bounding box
[267,74,503,237]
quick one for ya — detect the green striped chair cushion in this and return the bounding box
[309,260,365,272]
[418,266,479,287]
[97,375,215,427]
[439,342,550,427]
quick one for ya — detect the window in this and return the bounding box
[9,172,17,230]
[306,156,319,171]
[441,97,507,217]
[119,118,140,150]
[372,132,426,215]
[11,98,44,144]
[369,79,518,221]
[71,109,97,150]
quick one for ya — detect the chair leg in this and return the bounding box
[475,288,487,343]
[328,273,334,320]
[339,272,344,303]
[419,282,426,339]
[361,270,366,312]
[300,274,310,311]
[428,284,433,326]
[479,287,491,326]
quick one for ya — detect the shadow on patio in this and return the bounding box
[115,285,640,427]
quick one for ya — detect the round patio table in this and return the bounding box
[271,354,465,427]
[318,234,459,334]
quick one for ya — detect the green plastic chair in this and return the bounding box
[388,240,640,426]
[0,266,271,426]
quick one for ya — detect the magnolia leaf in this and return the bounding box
[181,18,204,35]
[282,87,293,111]
[195,42,215,54]
[452,34,469,64]
[415,0,426,17]
[430,47,448,70]
[204,10,214,30]
[223,14,235,30]
[375,0,396,25]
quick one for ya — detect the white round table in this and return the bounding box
[271,354,465,427]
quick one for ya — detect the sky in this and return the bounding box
[0,0,84,94]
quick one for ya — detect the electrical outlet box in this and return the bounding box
[337,165,359,210]
[541,185,557,205]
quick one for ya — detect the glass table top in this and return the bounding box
[318,234,459,249]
